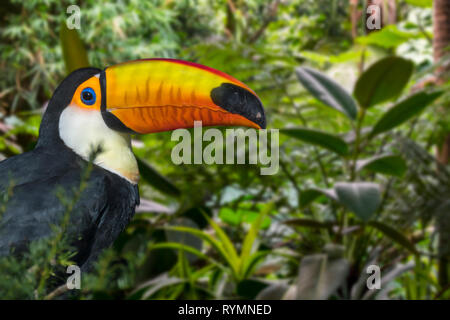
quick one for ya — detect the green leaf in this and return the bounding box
[243,251,271,279]
[136,157,181,197]
[405,0,432,8]
[356,25,418,49]
[240,203,273,277]
[295,67,358,120]
[368,221,418,254]
[201,212,240,274]
[334,182,381,222]
[354,57,414,108]
[164,225,232,269]
[281,128,349,156]
[370,91,443,138]
[165,218,202,263]
[356,154,407,177]
[299,188,338,207]
[59,22,89,74]
[219,208,241,226]
[219,207,271,228]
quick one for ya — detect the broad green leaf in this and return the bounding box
[334,182,381,222]
[136,157,181,197]
[59,22,89,74]
[241,211,271,228]
[219,207,271,228]
[356,154,407,177]
[370,91,443,138]
[369,221,418,254]
[219,208,241,225]
[354,57,414,108]
[281,128,349,156]
[299,188,338,207]
[295,67,358,120]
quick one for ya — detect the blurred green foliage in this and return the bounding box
[1,0,450,300]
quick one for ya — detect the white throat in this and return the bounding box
[59,105,139,184]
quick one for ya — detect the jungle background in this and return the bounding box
[1,0,450,300]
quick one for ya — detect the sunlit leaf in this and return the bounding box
[164,225,232,270]
[281,128,349,156]
[354,57,414,108]
[405,0,432,7]
[240,203,273,277]
[202,212,240,274]
[295,67,358,120]
[356,25,418,49]
[219,207,271,228]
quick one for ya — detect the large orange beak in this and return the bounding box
[99,59,266,134]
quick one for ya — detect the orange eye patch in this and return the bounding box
[71,76,102,110]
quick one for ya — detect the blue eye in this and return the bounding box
[81,87,96,105]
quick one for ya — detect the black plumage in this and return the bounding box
[0,68,139,271]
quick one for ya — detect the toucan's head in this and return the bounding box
[38,59,266,183]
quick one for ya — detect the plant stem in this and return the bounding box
[350,108,366,181]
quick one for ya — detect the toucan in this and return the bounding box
[0,59,265,271]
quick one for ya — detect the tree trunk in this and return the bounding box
[434,0,450,289]
[434,0,450,78]
[386,0,397,25]
[350,0,360,39]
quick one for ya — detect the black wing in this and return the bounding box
[0,149,139,271]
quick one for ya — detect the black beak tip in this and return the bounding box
[211,83,266,129]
